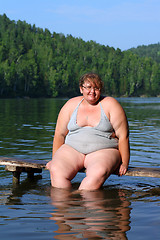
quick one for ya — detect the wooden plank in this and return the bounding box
[125,166,160,178]
[0,157,46,169]
[0,157,160,180]
[0,157,45,185]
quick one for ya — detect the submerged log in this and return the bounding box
[0,157,160,184]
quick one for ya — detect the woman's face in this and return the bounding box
[80,79,101,104]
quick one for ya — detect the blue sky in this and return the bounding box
[1,0,160,50]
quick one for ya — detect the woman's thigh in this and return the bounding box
[51,144,85,180]
[84,148,121,177]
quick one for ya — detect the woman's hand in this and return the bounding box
[119,163,128,176]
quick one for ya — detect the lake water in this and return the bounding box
[0,97,160,240]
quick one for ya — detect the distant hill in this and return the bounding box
[0,14,160,97]
[129,43,160,63]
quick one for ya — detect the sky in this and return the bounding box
[1,0,160,50]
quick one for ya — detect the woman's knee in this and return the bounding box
[49,160,65,177]
[79,173,105,190]
[87,162,110,179]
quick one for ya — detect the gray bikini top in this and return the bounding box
[67,98,113,134]
[65,98,118,154]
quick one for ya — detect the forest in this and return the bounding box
[0,14,160,98]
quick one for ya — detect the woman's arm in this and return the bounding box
[52,119,68,158]
[51,101,71,157]
[117,126,130,176]
[52,97,82,158]
[106,97,130,176]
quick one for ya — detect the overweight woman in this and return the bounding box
[46,73,130,190]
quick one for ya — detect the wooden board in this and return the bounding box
[126,166,160,178]
[0,157,46,184]
[0,157,160,184]
[0,157,46,169]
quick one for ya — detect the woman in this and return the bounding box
[46,73,130,190]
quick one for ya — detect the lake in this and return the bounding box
[0,97,160,240]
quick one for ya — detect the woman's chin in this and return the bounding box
[87,96,99,104]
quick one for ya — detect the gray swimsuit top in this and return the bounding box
[65,99,118,154]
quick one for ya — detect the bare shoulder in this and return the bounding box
[63,96,83,109]
[59,96,83,116]
[65,96,83,105]
[102,96,119,103]
[101,96,123,110]
[101,96,128,128]
[56,96,83,131]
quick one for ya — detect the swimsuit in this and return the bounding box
[65,99,118,154]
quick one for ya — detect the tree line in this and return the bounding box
[129,43,160,63]
[0,14,160,98]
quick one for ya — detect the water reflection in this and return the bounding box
[0,98,160,239]
[4,176,43,205]
[49,187,131,239]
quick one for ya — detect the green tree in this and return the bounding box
[0,13,160,98]
[150,62,160,95]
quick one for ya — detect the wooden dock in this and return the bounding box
[0,157,46,185]
[0,157,160,185]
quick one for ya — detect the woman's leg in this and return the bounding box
[46,144,85,189]
[79,149,121,191]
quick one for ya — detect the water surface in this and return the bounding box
[0,98,160,239]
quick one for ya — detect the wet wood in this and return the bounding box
[0,157,160,185]
[0,157,46,168]
[125,166,160,178]
[0,157,45,185]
